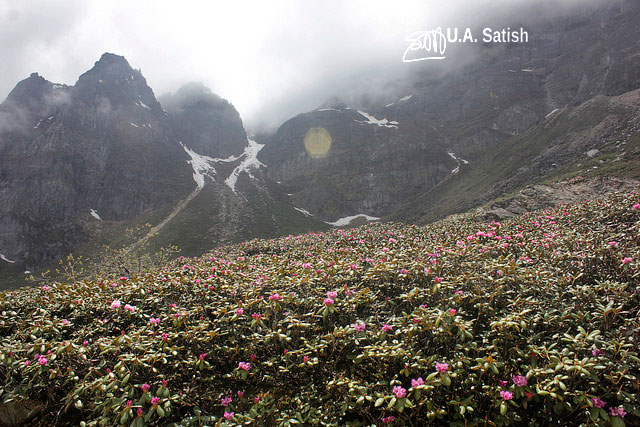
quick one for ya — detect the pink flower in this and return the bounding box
[237,390,245,398]
[149,317,160,325]
[609,406,626,418]
[38,356,47,365]
[381,324,393,332]
[250,354,257,361]
[254,396,260,403]
[223,411,234,420]
[199,353,206,360]
[392,386,406,398]
[382,415,395,423]
[119,276,128,281]
[161,333,168,342]
[236,308,244,316]
[151,397,160,406]
[354,322,366,332]
[137,408,143,417]
[221,396,232,406]
[449,308,457,316]
[24,360,31,366]
[323,297,334,306]
[591,397,606,408]
[411,377,424,388]
[252,313,262,320]
[162,379,168,386]
[500,390,513,400]
[238,361,251,371]
[455,289,463,295]
[498,379,508,387]
[82,340,89,346]
[435,362,449,373]
[327,291,338,299]
[126,400,132,408]
[141,384,150,392]
[303,355,309,362]
[512,375,527,387]
[622,257,633,265]
[633,203,640,210]
[592,348,602,357]
[349,264,358,271]
[269,293,281,301]
[110,300,121,309]
[400,268,409,275]
[41,285,50,291]
[434,276,443,284]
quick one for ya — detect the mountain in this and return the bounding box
[0,55,325,289]
[259,0,640,225]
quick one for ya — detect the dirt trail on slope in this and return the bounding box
[124,185,202,255]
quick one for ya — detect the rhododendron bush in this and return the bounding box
[0,193,639,426]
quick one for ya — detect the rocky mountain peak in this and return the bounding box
[73,52,161,113]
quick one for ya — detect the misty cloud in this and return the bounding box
[0,0,613,133]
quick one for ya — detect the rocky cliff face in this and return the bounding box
[159,83,248,159]
[259,0,640,224]
[0,53,195,270]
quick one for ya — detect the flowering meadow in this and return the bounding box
[1,193,639,426]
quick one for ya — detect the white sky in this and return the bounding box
[0,0,604,131]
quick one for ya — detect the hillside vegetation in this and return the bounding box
[0,193,639,426]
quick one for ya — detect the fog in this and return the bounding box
[0,0,611,133]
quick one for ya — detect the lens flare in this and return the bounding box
[304,127,331,158]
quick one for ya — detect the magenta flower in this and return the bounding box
[82,340,89,346]
[327,291,338,299]
[449,308,457,316]
[250,354,257,361]
[382,415,395,423]
[221,396,232,406]
[252,313,262,320]
[633,203,640,210]
[435,362,449,373]
[24,360,31,366]
[455,289,463,295]
[622,257,633,265]
[110,300,121,309]
[500,390,513,400]
[591,397,606,408]
[237,390,245,398]
[151,397,160,406]
[161,333,168,342]
[236,308,244,316]
[381,324,393,332]
[149,317,160,325]
[512,375,528,387]
[269,293,281,301]
[592,348,602,357]
[38,356,47,365]
[137,408,143,417]
[434,276,443,284]
[323,297,334,306]
[609,406,626,418]
[238,361,251,371]
[41,285,50,291]
[223,411,234,420]
[162,379,168,386]
[141,384,150,393]
[199,353,206,360]
[126,400,132,408]
[411,377,424,388]
[303,355,309,362]
[354,322,366,332]
[497,379,508,387]
[392,386,407,398]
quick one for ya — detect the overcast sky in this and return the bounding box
[0,0,606,131]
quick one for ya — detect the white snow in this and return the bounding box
[399,95,413,102]
[181,142,218,189]
[47,116,54,120]
[98,79,103,83]
[448,152,469,165]
[52,84,63,89]
[24,271,31,274]
[328,214,380,227]
[90,209,102,221]
[317,108,336,112]
[521,69,534,72]
[0,254,15,264]
[356,111,398,128]
[130,122,139,128]
[385,102,395,108]
[294,207,313,217]
[225,139,265,192]
[137,97,152,110]
[545,108,560,119]
[451,166,460,174]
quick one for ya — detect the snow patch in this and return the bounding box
[90,209,102,221]
[399,95,412,102]
[294,207,313,217]
[317,108,336,112]
[0,254,15,264]
[521,69,534,72]
[451,166,460,174]
[137,97,152,110]
[448,152,469,165]
[545,108,560,119]
[328,214,380,227]
[130,122,139,128]
[181,142,218,189]
[225,139,265,192]
[24,271,31,274]
[356,111,398,128]
[385,102,395,108]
